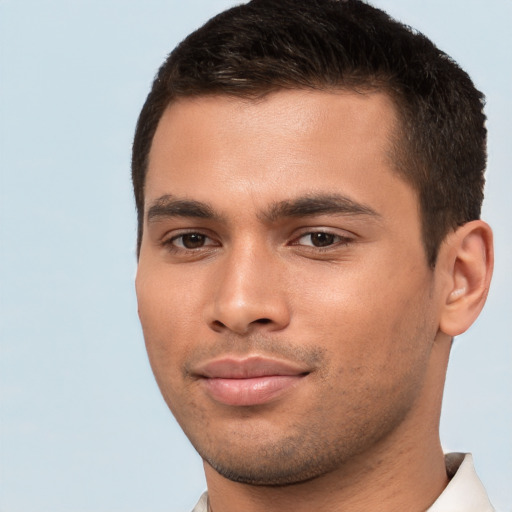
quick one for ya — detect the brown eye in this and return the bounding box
[309,232,337,247]
[173,233,208,249]
[293,231,351,249]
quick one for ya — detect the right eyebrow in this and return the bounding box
[146,195,219,223]
[262,193,380,222]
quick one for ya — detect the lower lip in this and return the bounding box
[201,375,305,406]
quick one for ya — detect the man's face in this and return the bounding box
[136,90,443,485]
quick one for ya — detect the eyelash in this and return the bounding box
[162,229,354,254]
[292,231,352,250]
[164,231,218,251]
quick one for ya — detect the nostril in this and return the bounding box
[254,318,272,325]
[209,317,275,335]
[212,320,226,330]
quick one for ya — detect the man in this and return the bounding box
[132,0,494,510]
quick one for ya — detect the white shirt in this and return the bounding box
[191,453,494,512]
[426,453,494,512]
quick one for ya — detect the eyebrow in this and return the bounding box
[146,195,220,223]
[263,193,380,222]
[146,193,380,224]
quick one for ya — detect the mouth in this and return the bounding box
[193,356,310,406]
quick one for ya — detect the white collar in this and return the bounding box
[427,453,494,512]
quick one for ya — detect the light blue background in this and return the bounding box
[1,1,510,511]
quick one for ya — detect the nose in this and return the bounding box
[208,242,291,335]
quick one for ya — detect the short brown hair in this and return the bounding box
[132,0,486,266]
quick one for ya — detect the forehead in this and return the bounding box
[146,89,414,218]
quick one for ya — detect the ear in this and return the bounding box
[438,220,493,337]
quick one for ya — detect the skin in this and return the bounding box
[135,90,493,512]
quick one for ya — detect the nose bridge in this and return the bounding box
[211,236,289,333]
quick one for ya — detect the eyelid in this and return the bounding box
[292,226,355,239]
[163,229,220,249]
[290,228,355,248]
[172,234,216,248]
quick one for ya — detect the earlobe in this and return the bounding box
[438,220,493,337]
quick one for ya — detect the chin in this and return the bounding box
[204,452,337,487]
[195,426,367,487]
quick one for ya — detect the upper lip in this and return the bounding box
[193,356,310,379]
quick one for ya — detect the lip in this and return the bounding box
[194,356,309,406]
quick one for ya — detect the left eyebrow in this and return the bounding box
[262,193,380,222]
[146,195,221,223]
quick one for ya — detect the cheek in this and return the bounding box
[137,263,200,329]
[136,269,194,376]
[291,260,433,370]
[294,273,435,430]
